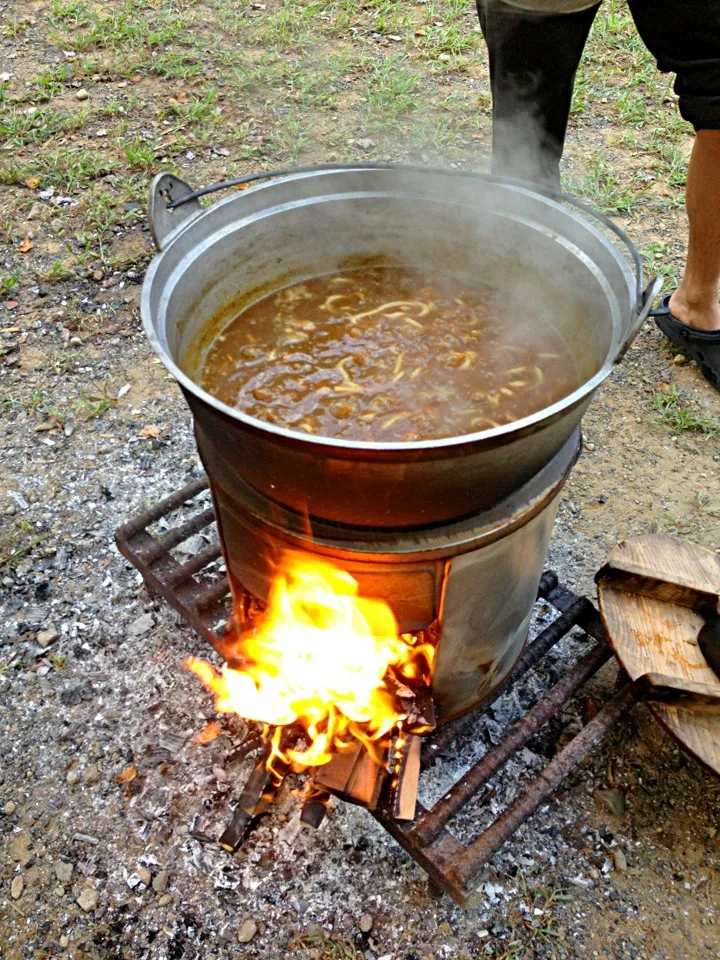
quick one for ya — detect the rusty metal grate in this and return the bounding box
[115,478,637,907]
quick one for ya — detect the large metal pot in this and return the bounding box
[142,165,658,528]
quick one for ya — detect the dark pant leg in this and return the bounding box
[626,0,720,131]
[476,0,600,186]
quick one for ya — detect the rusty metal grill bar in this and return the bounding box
[115,479,639,908]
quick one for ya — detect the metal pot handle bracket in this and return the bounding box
[148,163,660,357]
[613,274,662,363]
[148,173,203,251]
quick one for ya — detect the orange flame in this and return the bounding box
[186,551,434,770]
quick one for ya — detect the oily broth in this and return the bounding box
[198,268,579,442]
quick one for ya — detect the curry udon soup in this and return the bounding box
[197,268,579,443]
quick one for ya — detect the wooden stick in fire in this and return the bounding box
[219,729,289,853]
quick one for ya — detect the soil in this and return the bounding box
[1,1,719,958]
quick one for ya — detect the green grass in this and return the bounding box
[567,155,640,213]
[0,147,116,189]
[653,386,720,435]
[0,105,89,148]
[362,56,422,127]
[0,274,19,298]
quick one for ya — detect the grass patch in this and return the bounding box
[652,386,720,435]
[362,56,422,128]
[0,105,89,148]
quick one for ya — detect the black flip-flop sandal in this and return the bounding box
[650,295,720,391]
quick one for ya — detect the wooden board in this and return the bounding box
[597,535,720,776]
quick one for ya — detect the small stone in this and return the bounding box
[68,336,82,347]
[66,770,80,786]
[584,441,596,452]
[359,914,374,933]
[158,893,172,907]
[137,866,152,887]
[82,764,100,786]
[355,137,376,152]
[76,88,89,100]
[612,848,628,872]
[596,788,625,816]
[59,935,69,948]
[438,921,454,936]
[11,876,24,899]
[55,861,73,884]
[9,832,33,866]
[37,627,59,648]
[589,868,601,881]
[237,920,258,943]
[673,353,687,365]
[76,887,99,912]
[292,899,309,915]
[152,870,169,893]
[128,613,154,637]
[3,801,17,816]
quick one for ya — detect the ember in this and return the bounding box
[186,551,434,775]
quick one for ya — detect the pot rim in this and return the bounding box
[141,170,631,455]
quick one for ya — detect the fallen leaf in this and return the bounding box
[237,183,250,191]
[26,177,41,189]
[415,28,427,36]
[113,765,138,785]
[138,425,161,439]
[193,721,221,746]
[17,238,34,253]
[130,74,142,83]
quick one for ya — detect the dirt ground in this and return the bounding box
[1,1,719,958]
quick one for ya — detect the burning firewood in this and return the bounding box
[390,733,422,821]
[219,736,289,853]
[300,789,330,829]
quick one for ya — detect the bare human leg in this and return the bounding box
[667,130,720,332]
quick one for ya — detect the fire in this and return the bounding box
[186,551,434,770]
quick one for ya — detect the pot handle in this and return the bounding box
[148,173,203,251]
[613,274,663,364]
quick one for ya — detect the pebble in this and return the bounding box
[585,442,596,452]
[59,935,69,948]
[152,870,169,893]
[76,887,99,912]
[137,866,152,887]
[82,764,100,786]
[76,88,89,100]
[3,801,17,816]
[128,613,154,637]
[11,876,24,899]
[612,849,628,872]
[9,832,33,866]
[37,627,59,648]
[359,914,374,933]
[68,337,82,347]
[66,770,80,787]
[237,920,258,943]
[673,354,687,365]
[55,860,73,884]
[596,788,626,816]
[157,893,172,907]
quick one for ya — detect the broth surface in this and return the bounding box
[198,268,579,442]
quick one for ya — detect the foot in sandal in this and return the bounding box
[652,294,720,391]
